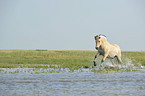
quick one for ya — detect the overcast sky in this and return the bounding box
[0,0,145,51]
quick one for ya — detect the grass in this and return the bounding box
[122,51,145,66]
[0,50,96,68]
[0,49,145,69]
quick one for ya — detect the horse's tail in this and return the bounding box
[117,45,121,58]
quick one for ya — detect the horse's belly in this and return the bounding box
[108,54,115,58]
[108,52,117,58]
[108,46,118,58]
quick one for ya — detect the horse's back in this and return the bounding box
[112,44,120,50]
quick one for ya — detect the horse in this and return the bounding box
[93,34,122,68]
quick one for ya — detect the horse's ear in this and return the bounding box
[95,35,98,40]
[94,36,97,40]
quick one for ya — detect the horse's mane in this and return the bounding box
[95,34,107,41]
[99,34,107,38]
[97,34,107,41]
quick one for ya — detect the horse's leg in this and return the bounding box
[93,53,99,66]
[100,55,107,67]
[116,56,122,64]
[110,58,115,66]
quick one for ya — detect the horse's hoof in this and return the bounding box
[93,61,97,66]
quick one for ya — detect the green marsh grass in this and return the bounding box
[0,50,96,68]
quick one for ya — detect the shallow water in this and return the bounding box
[0,68,145,96]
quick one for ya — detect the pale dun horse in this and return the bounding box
[93,34,122,68]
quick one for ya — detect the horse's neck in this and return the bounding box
[101,40,110,50]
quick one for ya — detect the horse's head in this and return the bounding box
[94,35,102,50]
[94,34,106,50]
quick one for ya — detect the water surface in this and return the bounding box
[0,68,145,96]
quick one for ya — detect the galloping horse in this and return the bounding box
[93,34,122,67]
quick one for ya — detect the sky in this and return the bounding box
[0,0,145,51]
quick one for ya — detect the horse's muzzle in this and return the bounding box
[95,47,99,50]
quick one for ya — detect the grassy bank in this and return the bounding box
[0,50,145,68]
